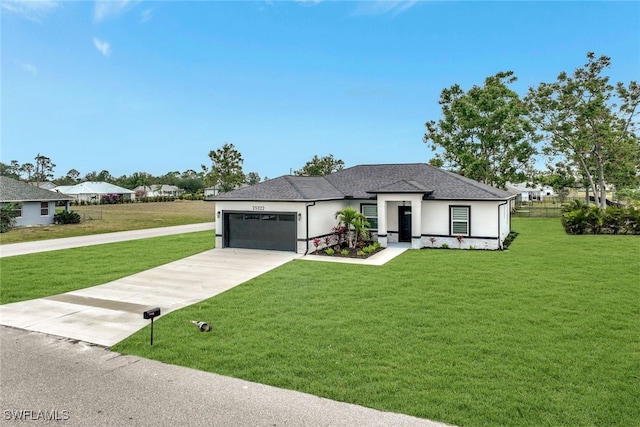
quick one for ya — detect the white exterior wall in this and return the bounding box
[215,197,512,253]
[498,201,511,244]
[420,200,507,250]
[379,198,509,250]
[307,200,349,239]
[306,200,358,252]
[215,199,377,254]
[214,200,306,252]
[421,200,450,236]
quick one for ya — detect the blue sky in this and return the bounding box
[2,1,639,181]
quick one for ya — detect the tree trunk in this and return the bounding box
[597,160,608,210]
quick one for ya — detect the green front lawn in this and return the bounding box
[0,231,214,305]
[113,219,640,427]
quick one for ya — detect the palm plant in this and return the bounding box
[335,207,370,248]
[353,215,371,248]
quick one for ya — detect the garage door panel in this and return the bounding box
[225,212,296,252]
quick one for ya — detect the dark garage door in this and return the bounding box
[225,212,297,251]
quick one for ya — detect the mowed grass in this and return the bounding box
[113,218,640,427]
[0,231,214,305]
[0,200,214,244]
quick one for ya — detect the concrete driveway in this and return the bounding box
[0,248,299,346]
[0,227,450,426]
[0,223,215,258]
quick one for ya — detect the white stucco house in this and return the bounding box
[53,182,135,203]
[211,163,516,253]
[133,184,184,198]
[1,176,73,227]
[506,182,555,203]
[204,187,220,199]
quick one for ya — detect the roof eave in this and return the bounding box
[212,196,361,203]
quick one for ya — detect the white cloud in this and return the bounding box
[1,0,59,23]
[140,8,152,23]
[352,0,418,16]
[93,38,112,57]
[17,61,37,76]
[94,0,135,23]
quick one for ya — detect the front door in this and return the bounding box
[398,206,412,242]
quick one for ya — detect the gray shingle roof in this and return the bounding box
[212,175,343,201]
[0,176,73,202]
[212,163,514,201]
[367,179,434,194]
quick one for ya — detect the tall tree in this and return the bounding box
[55,169,81,186]
[0,161,21,179]
[20,162,34,181]
[295,154,345,176]
[33,154,55,185]
[66,169,81,184]
[84,171,99,181]
[423,71,539,189]
[97,170,113,182]
[526,52,640,210]
[245,172,261,185]
[205,143,245,193]
[162,171,180,185]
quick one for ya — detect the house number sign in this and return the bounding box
[252,205,265,211]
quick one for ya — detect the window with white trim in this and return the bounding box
[361,204,378,229]
[450,206,470,236]
[41,202,49,216]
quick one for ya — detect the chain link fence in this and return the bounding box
[80,210,103,221]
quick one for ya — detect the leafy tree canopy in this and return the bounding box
[424,71,539,189]
[526,52,640,209]
[295,154,345,176]
[204,143,245,193]
[245,171,261,185]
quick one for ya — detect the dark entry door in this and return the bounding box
[398,206,412,242]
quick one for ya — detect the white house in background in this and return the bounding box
[211,163,516,254]
[0,176,73,227]
[204,187,219,199]
[133,184,184,198]
[29,181,57,190]
[506,182,555,203]
[52,182,135,203]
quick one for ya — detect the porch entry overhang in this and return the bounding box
[368,182,432,249]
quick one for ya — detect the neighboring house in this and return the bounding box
[52,182,135,203]
[30,181,57,190]
[506,182,555,203]
[133,184,184,198]
[0,176,73,227]
[204,187,219,199]
[212,163,516,253]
